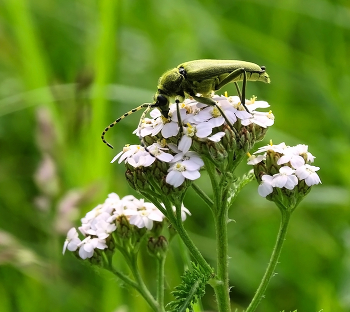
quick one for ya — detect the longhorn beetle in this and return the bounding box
[101,59,270,149]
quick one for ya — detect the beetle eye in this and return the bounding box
[260,66,266,71]
[157,95,168,107]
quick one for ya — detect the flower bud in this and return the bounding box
[116,215,133,239]
[147,236,168,258]
[265,150,281,175]
[89,250,102,266]
[125,169,136,189]
[208,142,228,161]
[221,125,236,151]
[150,221,164,236]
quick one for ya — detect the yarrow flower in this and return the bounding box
[63,193,191,259]
[295,164,321,186]
[166,151,204,187]
[62,227,81,254]
[113,94,273,188]
[248,142,321,200]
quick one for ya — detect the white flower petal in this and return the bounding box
[290,156,305,169]
[273,175,288,188]
[156,152,174,162]
[178,135,192,153]
[258,182,273,197]
[195,122,213,138]
[166,170,185,187]
[162,122,179,138]
[208,132,225,142]
[284,175,298,190]
[305,173,321,186]
[182,170,200,180]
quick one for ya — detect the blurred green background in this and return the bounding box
[0,0,349,311]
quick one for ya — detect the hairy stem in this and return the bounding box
[127,253,163,312]
[246,209,292,312]
[212,204,231,312]
[191,183,214,209]
[156,255,166,309]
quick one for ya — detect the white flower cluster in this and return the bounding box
[248,143,321,197]
[112,95,274,187]
[63,193,191,259]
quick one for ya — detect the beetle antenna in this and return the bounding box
[101,103,150,149]
[136,105,157,157]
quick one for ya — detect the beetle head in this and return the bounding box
[254,66,271,84]
[153,93,170,119]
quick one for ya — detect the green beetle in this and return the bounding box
[102,59,270,149]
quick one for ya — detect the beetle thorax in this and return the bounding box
[157,68,184,97]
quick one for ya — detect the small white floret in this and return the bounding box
[258,175,274,197]
[63,228,81,254]
[295,164,321,186]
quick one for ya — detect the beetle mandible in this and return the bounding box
[101,59,270,149]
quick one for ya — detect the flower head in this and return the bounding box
[113,94,273,190]
[63,193,191,260]
[248,142,321,209]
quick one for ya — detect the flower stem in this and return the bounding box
[212,207,231,312]
[144,192,213,277]
[126,252,164,312]
[246,209,292,312]
[174,213,213,275]
[156,255,166,309]
[191,183,214,209]
[103,258,139,290]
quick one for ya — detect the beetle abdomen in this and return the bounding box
[178,59,270,83]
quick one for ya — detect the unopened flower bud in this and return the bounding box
[125,169,136,189]
[116,215,133,239]
[150,221,164,236]
[208,142,228,161]
[147,236,168,257]
[265,150,280,175]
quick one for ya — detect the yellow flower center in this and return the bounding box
[211,107,221,118]
[186,123,195,137]
[175,163,185,172]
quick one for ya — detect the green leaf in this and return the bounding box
[166,263,212,312]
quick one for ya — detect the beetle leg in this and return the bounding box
[241,70,249,112]
[215,68,250,113]
[191,94,242,142]
[215,68,246,90]
[175,99,184,136]
[234,82,242,100]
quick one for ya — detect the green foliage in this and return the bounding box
[166,263,212,312]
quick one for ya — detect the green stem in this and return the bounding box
[107,264,139,290]
[128,254,163,312]
[212,207,231,312]
[142,192,213,277]
[102,253,160,310]
[191,183,214,209]
[203,155,233,312]
[175,212,213,276]
[246,209,292,312]
[202,157,220,207]
[156,256,166,309]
